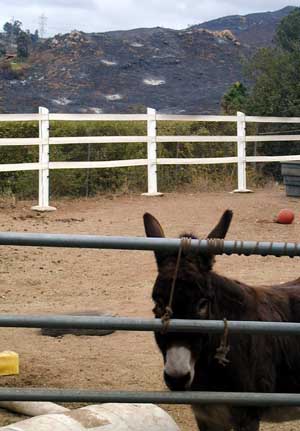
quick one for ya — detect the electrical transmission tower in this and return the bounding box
[39,14,48,38]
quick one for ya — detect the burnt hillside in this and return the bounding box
[0,6,295,114]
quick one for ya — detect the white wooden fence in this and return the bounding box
[1,107,300,211]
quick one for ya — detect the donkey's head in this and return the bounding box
[143,210,233,390]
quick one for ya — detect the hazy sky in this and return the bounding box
[0,0,299,36]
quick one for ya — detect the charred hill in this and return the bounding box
[0,6,295,114]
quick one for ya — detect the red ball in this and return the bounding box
[275,209,295,224]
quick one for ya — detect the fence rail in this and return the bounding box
[0,388,299,406]
[0,233,300,406]
[1,232,300,257]
[0,313,299,405]
[0,314,300,335]
[0,388,300,406]
[1,107,300,210]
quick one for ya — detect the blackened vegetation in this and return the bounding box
[144,210,300,431]
[0,7,295,114]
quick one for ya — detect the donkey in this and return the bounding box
[144,210,300,431]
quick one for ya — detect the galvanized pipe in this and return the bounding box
[0,232,300,257]
[1,315,300,335]
[0,389,300,406]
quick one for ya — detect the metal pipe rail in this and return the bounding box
[1,315,300,335]
[0,389,300,406]
[0,232,300,257]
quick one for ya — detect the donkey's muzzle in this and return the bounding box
[164,371,192,390]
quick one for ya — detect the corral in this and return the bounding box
[0,187,300,430]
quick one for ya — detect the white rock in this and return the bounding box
[130,43,144,47]
[89,107,103,113]
[143,79,165,86]
[101,60,118,66]
[52,98,72,106]
[105,94,122,101]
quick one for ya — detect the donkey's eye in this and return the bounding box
[152,304,164,317]
[197,299,209,318]
[198,298,208,307]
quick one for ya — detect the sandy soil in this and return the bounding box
[0,185,300,430]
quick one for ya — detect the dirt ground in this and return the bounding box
[0,184,300,430]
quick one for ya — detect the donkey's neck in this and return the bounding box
[209,271,256,320]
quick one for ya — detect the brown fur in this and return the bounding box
[143,210,300,431]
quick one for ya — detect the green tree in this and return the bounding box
[3,20,22,37]
[245,7,300,117]
[31,30,39,44]
[245,48,300,116]
[242,8,300,179]
[221,81,248,114]
[16,32,30,58]
[3,22,13,35]
[276,8,300,52]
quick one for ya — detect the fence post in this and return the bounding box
[31,107,56,211]
[142,107,162,196]
[233,111,252,193]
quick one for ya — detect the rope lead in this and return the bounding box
[161,237,192,333]
[214,318,230,366]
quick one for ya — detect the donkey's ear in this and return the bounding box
[207,209,233,239]
[143,212,165,238]
[143,212,166,267]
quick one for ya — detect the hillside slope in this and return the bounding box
[0,6,295,114]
